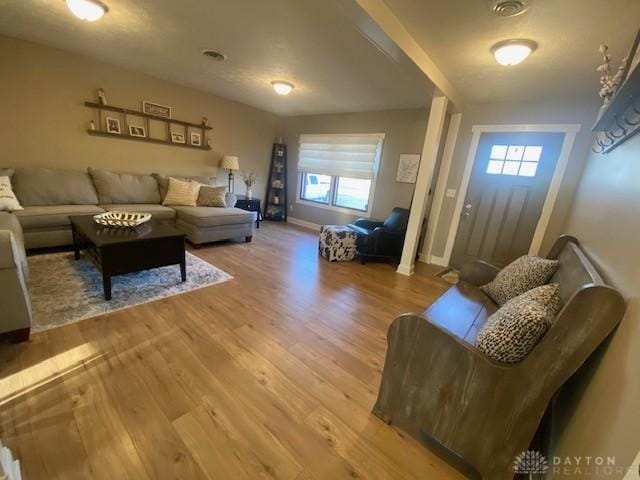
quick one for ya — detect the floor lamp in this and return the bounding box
[220,155,240,193]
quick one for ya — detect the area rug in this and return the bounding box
[435,267,459,285]
[27,251,232,332]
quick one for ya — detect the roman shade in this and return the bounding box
[298,133,385,180]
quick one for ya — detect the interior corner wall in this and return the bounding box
[429,99,599,262]
[548,133,640,478]
[281,108,428,226]
[0,35,279,200]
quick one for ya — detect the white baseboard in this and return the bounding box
[286,217,322,231]
[396,263,414,276]
[418,253,448,267]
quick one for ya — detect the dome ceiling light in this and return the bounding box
[271,81,294,96]
[66,0,108,21]
[491,39,538,66]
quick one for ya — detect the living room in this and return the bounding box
[0,1,638,479]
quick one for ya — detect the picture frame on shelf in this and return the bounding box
[105,117,121,134]
[142,100,172,119]
[170,132,186,144]
[129,125,146,138]
[190,131,202,146]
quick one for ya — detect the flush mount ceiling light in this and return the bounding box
[491,39,537,66]
[271,81,294,96]
[66,0,108,21]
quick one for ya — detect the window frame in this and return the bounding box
[296,133,383,218]
[297,172,378,217]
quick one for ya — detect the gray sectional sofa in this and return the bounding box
[0,167,256,341]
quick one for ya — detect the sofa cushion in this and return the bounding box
[475,284,561,363]
[0,176,23,212]
[173,206,255,227]
[481,255,559,306]
[89,168,160,204]
[153,173,215,201]
[13,168,99,206]
[13,205,105,230]
[99,204,176,221]
[197,186,227,207]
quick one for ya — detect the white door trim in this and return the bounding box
[419,112,462,266]
[439,123,581,266]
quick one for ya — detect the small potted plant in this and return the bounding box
[240,171,257,199]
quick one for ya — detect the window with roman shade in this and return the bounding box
[296,133,385,215]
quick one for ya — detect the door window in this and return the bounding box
[486,144,543,177]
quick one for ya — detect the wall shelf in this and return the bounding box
[592,64,640,154]
[87,130,211,150]
[85,101,212,150]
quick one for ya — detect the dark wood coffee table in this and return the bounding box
[69,215,186,300]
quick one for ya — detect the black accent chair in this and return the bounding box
[347,207,410,264]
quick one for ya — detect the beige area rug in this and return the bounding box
[27,251,232,332]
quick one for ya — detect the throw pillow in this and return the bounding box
[153,173,216,202]
[197,185,227,207]
[0,176,23,211]
[162,177,200,207]
[481,255,559,306]
[474,284,562,364]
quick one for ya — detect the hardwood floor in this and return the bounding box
[0,222,464,480]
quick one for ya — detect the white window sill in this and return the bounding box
[296,198,371,218]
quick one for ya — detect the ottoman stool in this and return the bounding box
[319,225,357,262]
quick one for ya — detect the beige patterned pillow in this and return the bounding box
[481,255,559,306]
[475,284,562,363]
[0,176,23,211]
[162,177,200,207]
[197,185,227,207]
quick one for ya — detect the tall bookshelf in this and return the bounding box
[263,142,287,221]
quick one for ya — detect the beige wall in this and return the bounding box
[429,99,599,260]
[549,133,640,478]
[281,109,428,225]
[0,36,279,199]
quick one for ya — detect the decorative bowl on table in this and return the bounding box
[93,211,152,228]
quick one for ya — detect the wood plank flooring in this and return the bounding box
[0,222,464,480]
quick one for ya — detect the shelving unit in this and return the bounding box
[592,64,640,154]
[85,101,212,150]
[263,142,287,221]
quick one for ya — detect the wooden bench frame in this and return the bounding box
[372,236,626,479]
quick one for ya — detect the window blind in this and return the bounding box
[298,133,385,180]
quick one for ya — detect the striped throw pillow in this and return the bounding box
[162,177,200,207]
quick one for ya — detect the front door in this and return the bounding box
[450,132,564,268]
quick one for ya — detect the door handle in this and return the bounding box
[462,203,472,218]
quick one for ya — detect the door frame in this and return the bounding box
[433,123,581,266]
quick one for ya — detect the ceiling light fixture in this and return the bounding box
[271,81,294,96]
[491,39,537,66]
[66,0,108,21]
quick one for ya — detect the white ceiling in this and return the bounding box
[381,0,640,104]
[1,0,638,113]
[0,0,435,116]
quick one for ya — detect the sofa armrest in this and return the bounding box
[353,218,384,230]
[225,192,237,207]
[458,260,501,286]
[0,230,32,334]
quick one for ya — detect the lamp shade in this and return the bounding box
[220,155,240,170]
